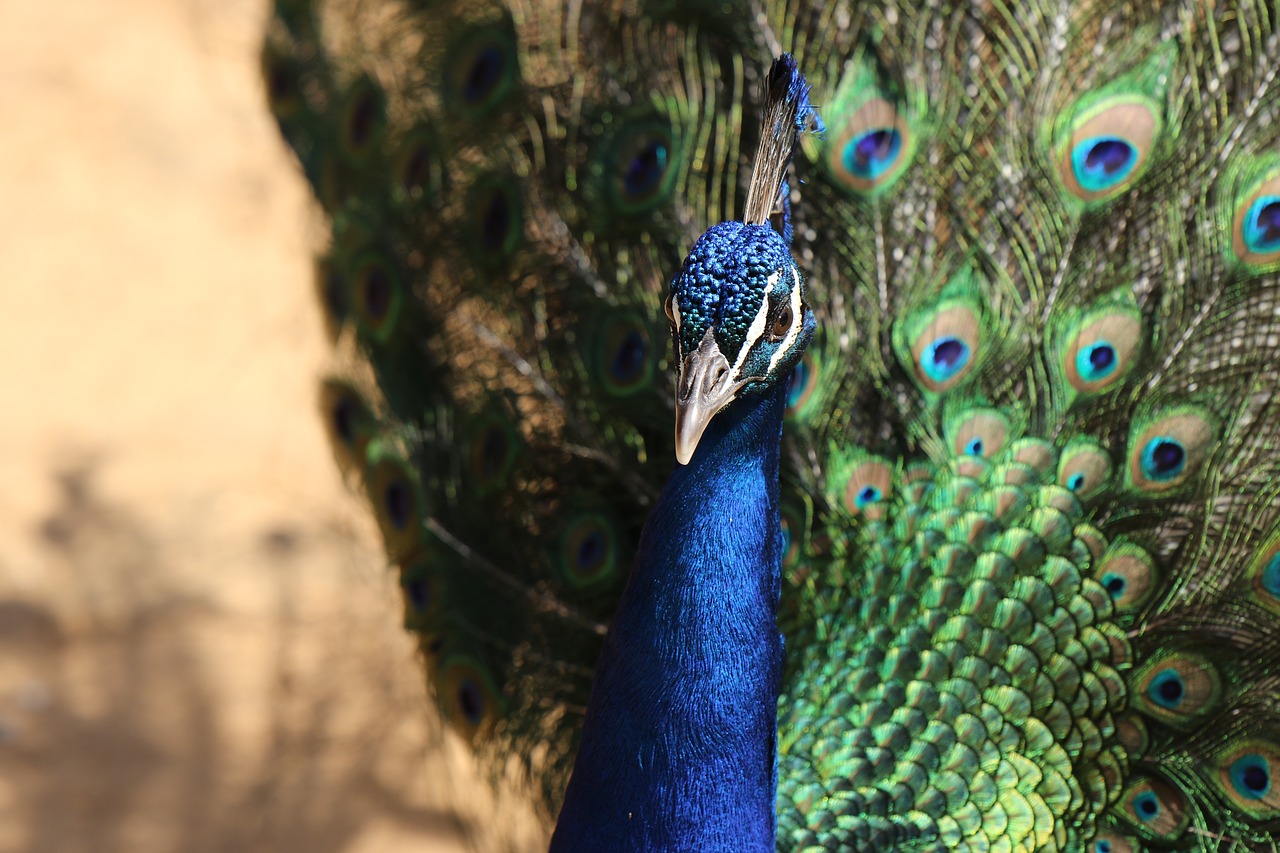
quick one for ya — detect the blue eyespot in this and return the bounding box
[446,29,517,116]
[1133,790,1161,822]
[597,316,654,396]
[1071,136,1138,193]
[457,678,487,724]
[470,181,522,261]
[1141,436,1186,481]
[1094,841,1112,853]
[609,330,648,384]
[396,136,438,204]
[383,478,412,529]
[562,514,617,585]
[1067,472,1086,492]
[609,124,677,212]
[779,509,805,567]
[843,128,902,181]
[921,336,971,383]
[577,531,605,570]
[344,85,382,153]
[352,256,402,342]
[358,263,392,321]
[855,485,882,508]
[1243,196,1280,254]
[467,416,519,494]
[1101,571,1127,600]
[1076,341,1118,382]
[623,140,669,199]
[1262,553,1280,600]
[1147,668,1185,710]
[331,394,359,446]
[463,46,506,104]
[1230,753,1272,799]
[964,437,984,457]
[404,576,432,612]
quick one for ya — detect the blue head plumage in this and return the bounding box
[664,53,819,465]
[666,222,815,463]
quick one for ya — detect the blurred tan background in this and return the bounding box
[0,1,511,850]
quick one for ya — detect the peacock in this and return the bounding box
[263,0,1280,849]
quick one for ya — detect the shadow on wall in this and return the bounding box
[0,463,470,853]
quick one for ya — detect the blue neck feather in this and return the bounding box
[550,383,788,852]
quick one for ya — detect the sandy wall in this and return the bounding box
[0,2,508,850]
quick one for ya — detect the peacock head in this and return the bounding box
[665,220,815,464]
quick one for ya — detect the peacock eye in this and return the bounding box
[1134,790,1161,821]
[606,121,678,213]
[1057,94,1162,204]
[771,303,793,340]
[1228,170,1280,268]
[1215,737,1280,819]
[340,77,385,162]
[824,92,914,195]
[467,178,523,265]
[444,24,518,117]
[621,138,669,199]
[1126,406,1215,493]
[664,292,676,323]
[1070,136,1138,193]
[844,127,902,181]
[393,128,441,206]
[1243,196,1280,254]
[463,46,505,104]
[595,313,654,396]
[1230,753,1272,799]
[1140,436,1186,481]
[898,293,983,394]
[1147,668,1186,709]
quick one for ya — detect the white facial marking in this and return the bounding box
[767,275,803,374]
[732,270,780,376]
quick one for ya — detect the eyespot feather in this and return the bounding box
[1130,651,1222,727]
[1057,439,1114,499]
[1124,406,1218,494]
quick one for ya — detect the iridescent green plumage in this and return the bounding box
[266,0,1280,849]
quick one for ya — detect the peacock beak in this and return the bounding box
[674,328,745,465]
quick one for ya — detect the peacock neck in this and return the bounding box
[550,383,788,853]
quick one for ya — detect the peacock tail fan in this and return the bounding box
[266,0,1280,849]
